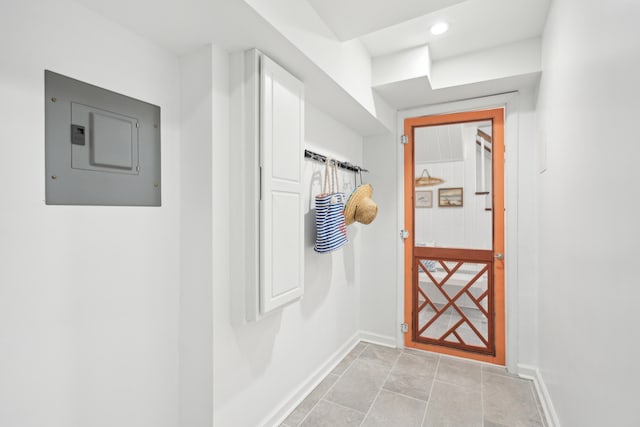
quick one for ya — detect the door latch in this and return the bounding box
[400,229,409,240]
[70,124,85,146]
[495,252,504,261]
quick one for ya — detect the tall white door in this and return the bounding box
[259,55,305,314]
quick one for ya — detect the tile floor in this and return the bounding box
[281,342,546,427]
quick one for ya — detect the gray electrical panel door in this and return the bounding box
[45,70,161,206]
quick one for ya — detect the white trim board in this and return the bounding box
[263,333,361,427]
[395,92,521,373]
[359,331,397,348]
[518,364,562,427]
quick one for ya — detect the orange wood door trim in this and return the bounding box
[403,108,505,365]
[413,247,494,262]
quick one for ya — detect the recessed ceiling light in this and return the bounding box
[430,22,449,36]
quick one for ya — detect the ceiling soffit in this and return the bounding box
[306,0,466,41]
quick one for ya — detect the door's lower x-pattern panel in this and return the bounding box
[414,257,494,355]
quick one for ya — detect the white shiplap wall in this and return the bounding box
[414,123,492,249]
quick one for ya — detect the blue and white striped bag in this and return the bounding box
[314,159,348,253]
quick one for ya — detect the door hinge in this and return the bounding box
[400,229,409,240]
[401,135,408,145]
[401,323,408,333]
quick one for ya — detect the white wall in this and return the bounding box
[514,86,539,369]
[536,0,640,425]
[372,44,431,88]
[360,132,399,344]
[431,37,541,89]
[179,46,214,427]
[0,1,181,427]
[242,0,378,118]
[215,61,364,426]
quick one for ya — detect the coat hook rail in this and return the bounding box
[304,149,369,173]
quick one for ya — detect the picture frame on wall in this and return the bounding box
[439,187,464,207]
[416,190,433,208]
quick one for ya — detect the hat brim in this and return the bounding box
[344,184,373,226]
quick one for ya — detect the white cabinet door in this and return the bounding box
[259,54,305,314]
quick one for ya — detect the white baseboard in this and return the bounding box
[358,331,397,348]
[261,333,361,427]
[518,364,561,427]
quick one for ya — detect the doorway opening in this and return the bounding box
[403,109,505,365]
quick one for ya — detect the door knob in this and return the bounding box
[495,252,504,260]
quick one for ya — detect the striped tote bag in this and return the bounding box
[314,159,348,253]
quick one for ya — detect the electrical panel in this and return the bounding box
[45,70,161,206]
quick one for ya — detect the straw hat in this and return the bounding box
[344,184,378,226]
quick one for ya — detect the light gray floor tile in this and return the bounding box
[332,343,368,375]
[361,390,427,427]
[284,374,340,426]
[382,352,437,401]
[402,347,440,360]
[435,356,482,390]
[395,351,439,377]
[423,380,482,427]
[332,356,356,376]
[358,344,401,368]
[483,372,544,427]
[351,341,369,356]
[299,400,365,427]
[383,370,434,401]
[325,359,391,413]
[288,345,546,427]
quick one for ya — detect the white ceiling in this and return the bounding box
[306,0,466,41]
[358,0,551,60]
[72,0,551,132]
[375,72,541,110]
[72,0,273,54]
[72,0,397,135]
[73,0,549,62]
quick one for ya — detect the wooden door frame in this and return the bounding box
[403,108,505,365]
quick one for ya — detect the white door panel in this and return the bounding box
[259,54,305,314]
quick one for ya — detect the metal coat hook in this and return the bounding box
[304,149,369,174]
